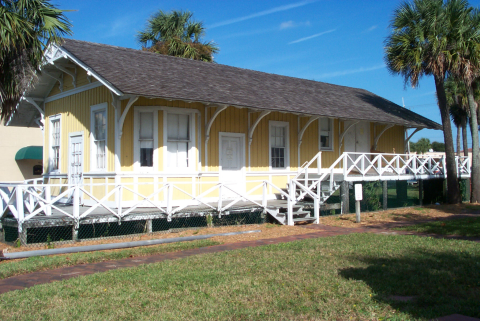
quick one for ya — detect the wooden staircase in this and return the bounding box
[265,202,315,225]
[266,172,344,225]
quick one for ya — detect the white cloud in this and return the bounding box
[365,25,377,32]
[279,20,311,30]
[316,64,386,79]
[288,29,336,44]
[280,21,295,30]
[209,0,318,29]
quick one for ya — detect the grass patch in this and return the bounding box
[0,239,220,280]
[464,203,480,211]
[394,217,480,237]
[0,234,479,320]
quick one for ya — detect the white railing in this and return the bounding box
[286,152,471,226]
[341,152,470,179]
[0,179,290,235]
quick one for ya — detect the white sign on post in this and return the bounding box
[355,184,363,201]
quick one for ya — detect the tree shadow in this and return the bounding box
[338,248,480,319]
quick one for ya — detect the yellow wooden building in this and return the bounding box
[8,39,458,226]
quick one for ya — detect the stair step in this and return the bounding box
[292,210,311,216]
[293,217,317,223]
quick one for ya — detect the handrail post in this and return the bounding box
[313,182,320,224]
[218,184,223,213]
[361,154,365,174]
[343,153,347,178]
[287,181,294,226]
[441,156,446,178]
[16,186,26,245]
[117,186,123,217]
[73,185,79,220]
[412,154,417,174]
[167,183,173,219]
[262,181,267,209]
[16,186,24,223]
[455,156,459,177]
[45,185,52,216]
[377,155,381,175]
[317,152,322,175]
[329,168,334,191]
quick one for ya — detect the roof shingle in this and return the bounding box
[61,39,441,130]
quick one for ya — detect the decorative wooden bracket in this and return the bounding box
[405,128,422,151]
[339,120,359,151]
[248,111,270,146]
[118,96,139,138]
[373,124,394,150]
[42,70,64,92]
[52,63,77,88]
[298,116,319,147]
[205,105,227,144]
[22,97,44,116]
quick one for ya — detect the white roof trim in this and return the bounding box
[45,43,123,97]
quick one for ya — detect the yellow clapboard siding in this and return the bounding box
[138,177,154,199]
[92,178,106,200]
[250,112,298,171]
[167,177,193,201]
[120,177,135,201]
[376,125,405,154]
[44,85,114,174]
[198,176,219,198]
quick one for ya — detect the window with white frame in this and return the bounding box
[319,118,334,151]
[50,115,61,172]
[90,104,107,171]
[269,121,289,169]
[167,113,190,168]
[139,111,154,167]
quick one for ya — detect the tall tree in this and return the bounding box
[0,0,72,122]
[431,141,446,152]
[385,0,462,203]
[450,7,480,202]
[410,138,432,153]
[445,75,469,156]
[137,10,218,62]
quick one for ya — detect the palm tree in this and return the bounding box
[450,7,480,202]
[137,10,219,62]
[0,0,72,122]
[445,76,469,157]
[385,0,463,203]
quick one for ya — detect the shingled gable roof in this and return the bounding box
[60,39,441,130]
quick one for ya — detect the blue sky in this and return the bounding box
[56,0,480,148]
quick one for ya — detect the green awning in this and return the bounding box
[15,146,43,161]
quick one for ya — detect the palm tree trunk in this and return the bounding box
[466,87,480,203]
[434,75,461,204]
[462,117,471,202]
[456,126,461,156]
[462,118,468,157]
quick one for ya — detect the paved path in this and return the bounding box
[0,224,478,295]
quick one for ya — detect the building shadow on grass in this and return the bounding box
[338,248,480,320]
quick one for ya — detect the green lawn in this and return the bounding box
[1,234,478,320]
[394,217,480,237]
[0,239,220,280]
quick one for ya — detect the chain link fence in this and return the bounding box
[1,208,265,250]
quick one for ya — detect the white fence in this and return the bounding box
[0,178,291,235]
[0,152,472,238]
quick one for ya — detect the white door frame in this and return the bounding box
[68,131,84,186]
[219,132,246,196]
